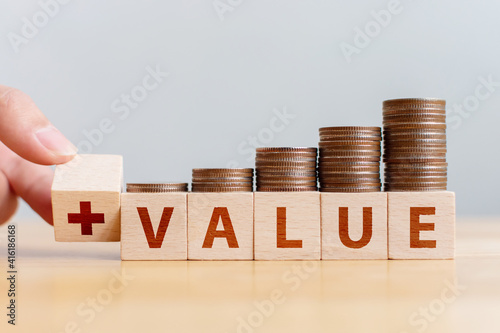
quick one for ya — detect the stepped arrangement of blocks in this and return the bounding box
[51,98,455,260]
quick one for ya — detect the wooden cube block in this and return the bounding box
[188,192,253,260]
[121,192,187,260]
[52,154,123,242]
[254,192,321,260]
[321,192,388,260]
[388,191,455,259]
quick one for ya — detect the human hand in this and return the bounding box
[0,85,78,225]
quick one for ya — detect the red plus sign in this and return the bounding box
[68,202,105,235]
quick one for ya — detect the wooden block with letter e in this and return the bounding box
[254,192,321,260]
[321,192,388,260]
[51,154,123,242]
[188,192,253,260]
[121,192,187,260]
[388,191,455,259]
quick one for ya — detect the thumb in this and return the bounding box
[0,85,78,165]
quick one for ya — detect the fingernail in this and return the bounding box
[35,126,78,156]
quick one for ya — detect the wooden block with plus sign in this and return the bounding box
[51,154,123,242]
[121,192,187,260]
[321,192,388,260]
[254,192,321,260]
[188,192,253,260]
[388,191,455,259]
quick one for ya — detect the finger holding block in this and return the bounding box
[321,192,388,260]
[51,154,123,242]
[254,192,321,260]
[188,192,254,260]
[121,192,187,260]
[388,191,455,259]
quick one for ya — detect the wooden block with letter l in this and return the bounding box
[121,192,187,260]
[188,192,254,260]
[254,192,321,260]
[321,192,388,260]
[388,191,455,259]
[51,154,123,242]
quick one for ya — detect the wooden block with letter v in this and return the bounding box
[121,192,187,260]
[321,192,388,260]
[388,191,455,259]
[188,192,254,260]
[51,154,123,242]
[254,192,321,260]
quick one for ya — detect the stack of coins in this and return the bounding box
[191,168,253,192]
[255,147,318,191]
[126,183,188,193]
[318,127,382,192]
[383,98,447,191]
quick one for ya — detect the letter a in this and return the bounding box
[339,41,360,63]
[203,207,239,248]
[8,32,28,54]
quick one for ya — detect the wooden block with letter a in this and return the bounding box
[121,192,187,260]
[388,191,455,259]
[321,192,388,260]
[51,154,123,242]
[188,192,253,260]
[254,192,321,260]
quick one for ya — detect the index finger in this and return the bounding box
[0,85,77,165]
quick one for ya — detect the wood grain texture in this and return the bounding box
[388,191,455,259]
[254,192,320,260]
[51,154,123,242]
[321,192,388,260]
[6,217,500,333]
[188,192,253,260]
[121,193,187,260]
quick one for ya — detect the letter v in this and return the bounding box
[137,207,174,248]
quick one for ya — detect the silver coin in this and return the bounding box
[126,183,188,193]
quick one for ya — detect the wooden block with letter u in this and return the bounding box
[254,192,321,260]
[388,191,455,259]
[51,154,123,242]
[121,192,187,260]
[321,192,388,259]
[188,192,254,260]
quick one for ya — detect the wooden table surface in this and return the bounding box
[1,217,500,333]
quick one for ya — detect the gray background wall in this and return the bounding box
[1,0,499,218]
